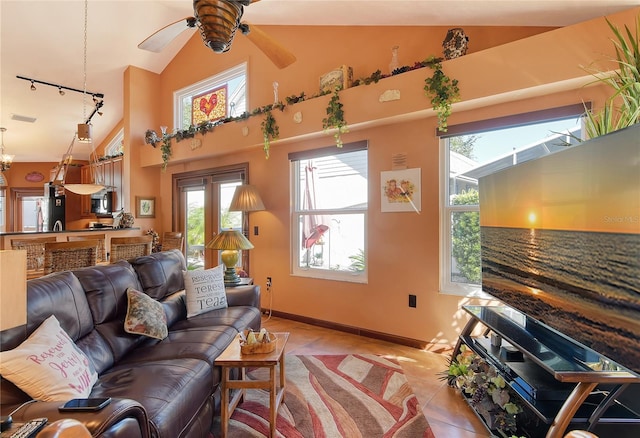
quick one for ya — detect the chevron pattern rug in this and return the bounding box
[224,354,435,438]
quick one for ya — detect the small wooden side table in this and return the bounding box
[216,332,289,438]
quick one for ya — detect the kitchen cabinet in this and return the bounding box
[80,156,123,217]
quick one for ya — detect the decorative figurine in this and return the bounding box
[442,28,469,60]
[389,46,399,74]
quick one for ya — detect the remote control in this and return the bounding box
[9,418,47,438]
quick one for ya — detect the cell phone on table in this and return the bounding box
[58,397,111,412]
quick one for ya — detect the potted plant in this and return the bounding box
[582,14,640,137]
[444,345,525,438]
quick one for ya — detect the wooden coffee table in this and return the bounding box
[216,332,289,438]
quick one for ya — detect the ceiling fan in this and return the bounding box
[139,0,296,69]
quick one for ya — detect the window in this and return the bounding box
[174,63,247,130]
[104,128,123,157]
[290,142,368,283]
[440,106,585,296]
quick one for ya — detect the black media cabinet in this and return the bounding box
[453,305,640,438]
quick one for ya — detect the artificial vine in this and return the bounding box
[423,55,460,132]
[161,135,172,171]
[261,110,279,159]
[322,86,348,147]
[147,55,461,165]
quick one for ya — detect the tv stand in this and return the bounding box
[453,305,640,438]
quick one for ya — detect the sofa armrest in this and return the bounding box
[10,398,150,438]
[226,285,260,308]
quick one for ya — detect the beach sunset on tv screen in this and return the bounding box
[479,125,640,375]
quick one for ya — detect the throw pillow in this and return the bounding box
[0,315,98,401]
[124,288,168,340]
[183,264,227,317]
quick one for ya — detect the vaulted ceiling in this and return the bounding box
[2,0,639,163]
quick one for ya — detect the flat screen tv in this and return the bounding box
[479,124,640,375]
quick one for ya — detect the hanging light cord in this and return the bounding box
[83,0,88,122]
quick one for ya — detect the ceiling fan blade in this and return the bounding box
[243,23,296,69]
[139,17,196,52]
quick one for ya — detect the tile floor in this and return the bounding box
[261,315,490,438]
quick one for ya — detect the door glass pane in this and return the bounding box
[220,181,241,230]
[185,189,205,270]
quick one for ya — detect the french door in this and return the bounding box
[173,165,246,271]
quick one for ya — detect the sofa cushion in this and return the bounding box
[124,288,168,340]
[129,250,186,301]
[0,315,97,401]
[73,262,146,367]
[10,271,94,350]
[90,358,212,438]
[170,306,261,334]
[183,265,227,317]
[118,324,237,368]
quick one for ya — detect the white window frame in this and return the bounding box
[439,105,587,297]
[290,144,368,284]
[173,62,247,130]
[440,142,485,297]
[104,128,123,157]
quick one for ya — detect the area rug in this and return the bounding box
[225,354,435,438]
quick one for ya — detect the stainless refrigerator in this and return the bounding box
[43,183,65,231]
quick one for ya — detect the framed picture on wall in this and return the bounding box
[381,168,421,213]
[135,196,156,218]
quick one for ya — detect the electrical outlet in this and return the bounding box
[266,277,272,288]
[408,294,417,308]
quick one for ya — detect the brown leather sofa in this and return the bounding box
[0,249,261,438]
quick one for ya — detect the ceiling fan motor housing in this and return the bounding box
[194,0,244,53]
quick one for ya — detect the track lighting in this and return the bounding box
[16,76,104,101]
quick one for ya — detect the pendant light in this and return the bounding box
[0,127,15,172]
[62,0,104,196]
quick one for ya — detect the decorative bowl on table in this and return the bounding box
[240,330,276,354]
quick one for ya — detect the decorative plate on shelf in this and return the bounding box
[25,171,45,182]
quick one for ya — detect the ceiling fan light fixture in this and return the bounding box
[194,0,243,53]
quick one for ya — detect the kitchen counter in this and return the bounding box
[0,228,143,251]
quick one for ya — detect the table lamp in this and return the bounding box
[0,250,27,331]
[229,184,266,214]
[206,230,254,286]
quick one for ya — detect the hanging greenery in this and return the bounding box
[423,56,460,132]
[148,54,461,165]
[322,86,348,147]
[161,135,172,171]
[261,110,279,159]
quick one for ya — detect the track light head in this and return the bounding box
[30,81,36,91]
[58,87,65,96]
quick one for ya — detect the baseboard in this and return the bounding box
[263,309,429,350]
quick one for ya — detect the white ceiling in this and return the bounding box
[1,0,639,163]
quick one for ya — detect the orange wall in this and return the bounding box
[119,8,639,346]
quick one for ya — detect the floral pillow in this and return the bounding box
[124,288,168,340]
[0,315,98,401]
[183,264,227,318]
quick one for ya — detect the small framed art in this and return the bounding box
[135,196,156,218]
[381,168,421,213]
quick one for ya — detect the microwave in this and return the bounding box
[91,191,113,214]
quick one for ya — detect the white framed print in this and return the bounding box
[381,168,421,213]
